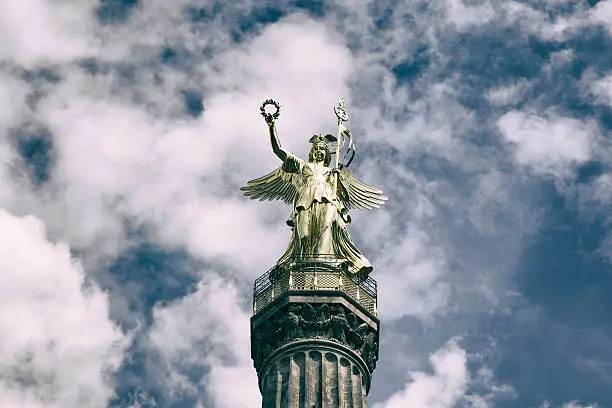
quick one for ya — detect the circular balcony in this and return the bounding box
[252,255,377,316]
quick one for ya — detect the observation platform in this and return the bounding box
[252,255,377,316]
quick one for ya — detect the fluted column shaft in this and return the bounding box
[261,343,368,408]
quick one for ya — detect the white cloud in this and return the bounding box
[463,367,516,408]
[26,15,354,270]
[0,74,29,136]
[0,210,129,408]
[486,79,532,107]
[540,401,601,408]
[148,275,259,407]
[440,0,612,44]
[499,1,593,41]
[0,74,29,206]
[1,0,606,406]
[590,73,612,107]
[498,111,595,177]
[0,8,369,404]
[590,0,612,35]
[445,0,496,30]
[374,339,468,408]
[376,227,449,320]
[561,402,600,408]
[357,79,473,161]
[544,50,575,76]
[0,0,98,67]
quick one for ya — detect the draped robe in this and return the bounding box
[276,153,373,276]
[242,150,387,279]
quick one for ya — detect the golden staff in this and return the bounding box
[333,98,349,203]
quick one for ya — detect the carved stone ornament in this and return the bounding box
[252,302,379,373]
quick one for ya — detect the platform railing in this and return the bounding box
[253,255,377,316]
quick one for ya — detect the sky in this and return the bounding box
[1,0,612,407]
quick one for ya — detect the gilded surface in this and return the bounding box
[241,99,387,279]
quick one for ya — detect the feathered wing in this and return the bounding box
[240,166,298,204]
[338,167,387,210]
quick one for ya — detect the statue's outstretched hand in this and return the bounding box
[260,99,280,126]
[262,112,275,126]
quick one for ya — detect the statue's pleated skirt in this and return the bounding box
[261,346,368,408]
[277,201,373,277]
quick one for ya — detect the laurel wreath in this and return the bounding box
[260,99,281,123]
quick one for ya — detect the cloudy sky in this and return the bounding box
[1,0,612,407]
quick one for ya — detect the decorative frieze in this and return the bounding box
[252,302,379,374]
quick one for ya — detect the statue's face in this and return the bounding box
[309,143,328,164]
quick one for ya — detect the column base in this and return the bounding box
[260,340,369,408]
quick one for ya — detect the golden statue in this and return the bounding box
[241,99,387,278]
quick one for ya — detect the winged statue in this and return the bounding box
[241,99,387,278]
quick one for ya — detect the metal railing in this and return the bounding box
[253,255,377,316]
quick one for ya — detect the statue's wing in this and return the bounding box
[240,166,298,204]
[338,167,388,210]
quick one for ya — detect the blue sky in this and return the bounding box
[1,0,612,407]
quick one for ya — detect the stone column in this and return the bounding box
[251,295,379,408]
[260,341,369,408]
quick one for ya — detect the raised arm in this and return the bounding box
[268,121,289,162]
[260,99,289,162]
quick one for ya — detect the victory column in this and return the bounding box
[242,99,387,408]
